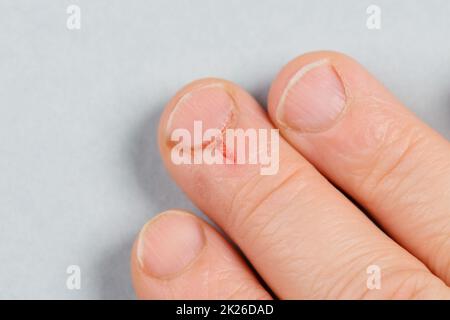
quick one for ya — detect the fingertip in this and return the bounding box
[136,210,206,279]
[158,78,237,153]
[267,50,384,127]
[131,209,271,300]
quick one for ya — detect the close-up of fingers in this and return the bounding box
[131,210,271,300]
[4,0,450,306]
[157,78,448,299]
[268,51,450,285]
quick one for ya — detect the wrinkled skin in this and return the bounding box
[130,51,450,299]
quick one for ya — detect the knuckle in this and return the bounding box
[226,161,311,241]
[214,268,270,300]
[360,268,442,300]
[358,122,428,201]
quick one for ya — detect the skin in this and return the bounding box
[130,51,450,299]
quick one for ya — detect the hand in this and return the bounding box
[130,51,450,299]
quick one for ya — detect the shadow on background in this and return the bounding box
[96,236,136,299]
[130,106,199,213]
[95,81,273,299]
[97,100,200,299]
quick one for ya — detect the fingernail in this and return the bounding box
[276,59,346,132]
[166,83,236,148]
[137,212,205,278]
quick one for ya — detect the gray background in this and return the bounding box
[0,0,449,299]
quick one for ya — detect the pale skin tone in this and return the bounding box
[130,51,450,299]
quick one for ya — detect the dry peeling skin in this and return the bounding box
[166,83,237,147]
[165,81,276,169]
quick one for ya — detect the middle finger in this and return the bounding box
[158,78,446,298]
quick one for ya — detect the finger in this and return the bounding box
[267,51,450,285]
[131,210,271,300]
[158,79,449,299]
